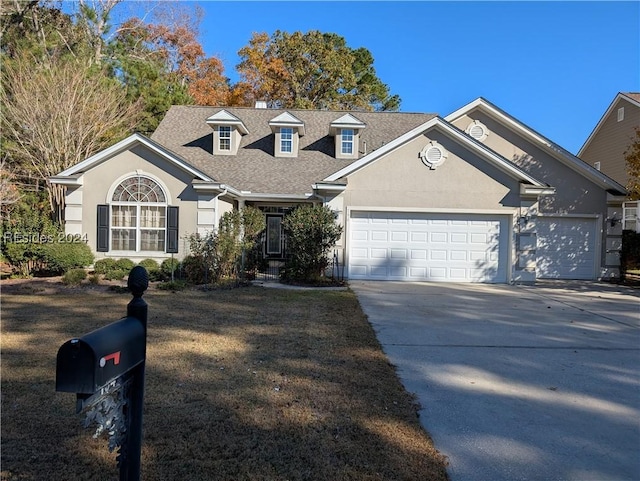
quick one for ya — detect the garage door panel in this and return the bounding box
[537,218,596,280]
[349,212,508,283]
[431,232,448,242]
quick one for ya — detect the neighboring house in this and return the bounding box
[578,92,640,232]
[51,98,627,283]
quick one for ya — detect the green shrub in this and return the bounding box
[62,268,87,285]
[116,258,136,272]
[88,274,101,285]
[138,258,160,272]
[281,204,342,282]
[161,258,180,276]
[181,254,208,284]
[138,258,164,280]
[40,242,94,274]
[1,191,58,277]
[94,258,117,275]
[104,269,127,281]
[157,280,187,291]
[2,241,43,277]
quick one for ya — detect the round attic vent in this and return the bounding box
[419,141,448,170]
[466,120,488,142]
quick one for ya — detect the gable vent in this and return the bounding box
[466,120,488,142]
[426,146,443,162]
[420,141,448,170]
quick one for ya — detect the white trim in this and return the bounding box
[347,206,519,216]
[49,175,83,186]
[312,183,347,192]
[206,110,249,135]
[55,133,214,182]
[446,98,627,194]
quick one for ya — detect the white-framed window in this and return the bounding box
[219,126,231,151]
[280,127,293,153]
[341,129,354,155]
[110,176,167,252]
[623,201,639,232]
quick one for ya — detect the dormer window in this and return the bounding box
[219,126,231,151]
[281,128,293,153]
[341,129,354,155]
[269,112,305,158]
[330,114,366,159]
[206,110,249,155]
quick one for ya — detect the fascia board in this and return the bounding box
[520,185,556,196]
[444,97,485,123]
[239,192,316,202]
[312,183,347,192]
[56,133,214,182]
[49,174,82,186]
[324,116,545,186]
[192,182,242,197]
[448,98,627,193]
[577,93,640,157]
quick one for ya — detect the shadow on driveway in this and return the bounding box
[351,280,640,481]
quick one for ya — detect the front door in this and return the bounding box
[266,215,283,257]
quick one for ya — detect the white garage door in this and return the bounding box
[536,217,597,279]
[348,211,509,283]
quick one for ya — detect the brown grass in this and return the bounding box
[1,280,448,481]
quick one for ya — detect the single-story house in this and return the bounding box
[51,97,627,283]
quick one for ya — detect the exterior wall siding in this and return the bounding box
[579,98,640,188]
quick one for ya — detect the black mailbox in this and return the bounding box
[56,316,145,395]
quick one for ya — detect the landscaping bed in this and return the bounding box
[1,280,449,481]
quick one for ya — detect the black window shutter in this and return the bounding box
[97,205,109,252]
[166,206,179,254]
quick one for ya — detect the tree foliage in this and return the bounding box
[236,30,400,111]
[625,127,640,200]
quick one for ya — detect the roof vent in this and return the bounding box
[466,120,488,142]
[255,101,268,109]
[420,141,448,170]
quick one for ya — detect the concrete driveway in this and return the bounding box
[350,281,640,481]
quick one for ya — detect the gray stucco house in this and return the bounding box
[51,98,626,283]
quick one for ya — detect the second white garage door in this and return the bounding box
[536,217,597,280]
[348,211,509,283]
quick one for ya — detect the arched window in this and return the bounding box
[110,176,167,252]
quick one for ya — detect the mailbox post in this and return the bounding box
[56,266,149,481]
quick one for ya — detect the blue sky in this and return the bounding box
[110,1,639,155]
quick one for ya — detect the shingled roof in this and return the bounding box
[151,106,436,195]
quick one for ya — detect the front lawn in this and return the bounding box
[1,281,448,481]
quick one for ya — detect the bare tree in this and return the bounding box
[1,54,140,223]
